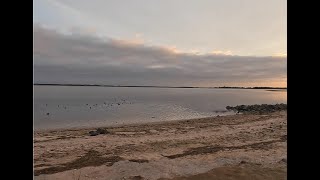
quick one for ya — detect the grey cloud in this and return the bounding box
[34,25,286,87]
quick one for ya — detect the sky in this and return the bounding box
[34,0,287,87]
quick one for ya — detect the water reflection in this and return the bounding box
[34,86,287,130]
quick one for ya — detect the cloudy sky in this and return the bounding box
[34,0,287,87]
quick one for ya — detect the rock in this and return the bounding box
[239,160,247,164]
[46,113,50,115]
[96,128,109,134]
[89,131,99,136]
[89,128,109,136]
[280,158,287,163]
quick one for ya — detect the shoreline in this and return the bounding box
[34,114,234,133]
[34,104,287,132]
[34,108,287,179]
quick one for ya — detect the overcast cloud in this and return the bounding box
[34,25,286,87]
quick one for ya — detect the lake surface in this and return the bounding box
[34,86,287,130]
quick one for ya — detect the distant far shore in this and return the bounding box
[33,83,287,90]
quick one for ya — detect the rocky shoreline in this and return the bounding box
[226,103,287,114]
[82,104,287,137]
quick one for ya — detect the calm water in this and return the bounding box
[34,86,287,130]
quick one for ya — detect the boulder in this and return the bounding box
[96,128,109,134]
[89,131,99,136]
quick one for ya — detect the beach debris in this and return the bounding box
[115,132,136,135]
[89,131,99,136]
[149,130,159,134]
[239,160,247,164]
[96,128,109,134]
[126,176,144,180]
[128,159,149,163]
[183,126,196,130]
[280,158,287,164]
[89,128,109,136]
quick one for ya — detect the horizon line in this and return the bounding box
[33,83,287,89]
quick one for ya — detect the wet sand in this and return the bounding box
[34,110,287,180]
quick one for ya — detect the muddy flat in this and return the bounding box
[34,111,287,180]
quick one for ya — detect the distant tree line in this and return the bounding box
[216,86,286,89]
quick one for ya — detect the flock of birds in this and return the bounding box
[43,98,135,116]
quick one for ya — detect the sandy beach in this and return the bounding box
[34,110,287,180]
